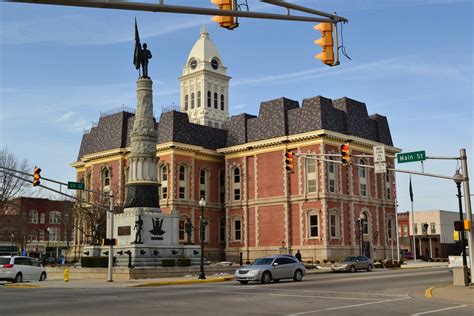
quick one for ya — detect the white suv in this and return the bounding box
[0,256,47,283]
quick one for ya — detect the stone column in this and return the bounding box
[124,78,160,210]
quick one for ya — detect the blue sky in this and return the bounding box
[0,0,472,214]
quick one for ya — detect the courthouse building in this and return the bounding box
[71,28,400,262]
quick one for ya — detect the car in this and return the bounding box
[234,254,305,284]
[331,255,374,273]
[0,256,47,283]
[403,252,414,260]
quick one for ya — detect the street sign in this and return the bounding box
[68,181,85,190]
[375,162,387,174]
[397,150,426,163]
[373,145,386,163]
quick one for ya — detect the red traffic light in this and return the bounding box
[340,143,351,166]
[285,151,295,173]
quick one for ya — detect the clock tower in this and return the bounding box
[179,26,230,128]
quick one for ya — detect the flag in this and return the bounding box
[409,176,414,202]
[133,18,142,70]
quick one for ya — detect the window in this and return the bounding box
[202,217,210,243]
[219,217,226,243]
[49,211,61,224]
[306,159,317,193]
[386,172,392,200]
[220,94,224,110]
[86,172,91,202]
[102,168,110,192]
[200,169,208,201]
[329,211,339,238]
[398,225,402,237]
[207,91,211,107]
[178,217,187,242]
[39,230,45,241]
[214,92,218,109]
[40,212,45,224]
[197,91,201,107]
[308,213,319,238]
[184,94,189,110]
[233,218,242,241]
[159,165,168,200]
[232,167,241,201]
[190,92,195,109]
[219,170,225,205]
[430,222,436,234]
[403,225,408,237]
[179,166,187,199]
[360,212,368,234]
[328,160,336,193]
[359,160,367,196]
[28,209,38,224]
[414,223,418,235]
[387,216,393,239]
[28,231,37,241]
[49,228,60,241]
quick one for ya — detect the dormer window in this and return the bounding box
[189,58,197,70]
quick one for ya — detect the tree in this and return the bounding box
[0,146,31,209]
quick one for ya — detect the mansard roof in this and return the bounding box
[77,95,393,161]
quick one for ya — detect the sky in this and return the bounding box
[0,0,472,215]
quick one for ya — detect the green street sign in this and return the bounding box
[397,151,426,163]
[68,181,85,190]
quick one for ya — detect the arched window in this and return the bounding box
[214,92,218,109]
[361,212,368,234]
[202,217,210,243]
[49,211,61,224]
[191,92,195,109]
[197,91,201,107]
[327,159,336,193]
[232,167,241,201]
[306,159,317,193]
[219,217,226,243]
[359,160,367,196]
[179,165,187,199]
[102,168,110,192]
[199,169,209,201]
[184,94,189,111]
[207,91,211,107]
[386,172,392,200]
[219,169,225,205]
[220,94,224,110]
[387,215,394,240]
[159,165,168,200]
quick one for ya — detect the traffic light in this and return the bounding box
[32,166,41,187]
[285,151,295,173]
[314,22,335,66]
[454,221,463,231]
[464,219,471,231]
[211,0,239,30]
[340,143,351,166]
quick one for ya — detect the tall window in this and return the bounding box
[200,169,208,201]
[40,212,45,224]
[403,225,408,237]
[86,172,91,202]
[179,166,187,199]
[308,213,319,238]
[49,211,61,224]
[386,172,392,200]
[197,91,201,107]
[387,216,393,239]
[190,92,195,109]
[306,159,317,193]
[202,217,210,243]
[414,223,418,235]
[232,167,241,201]
[430,222,436,234]
[359,160,367,196]
[219,217,226,243]
[220,94,224,110]
[233,218,242,241]
[361,212,368,234]
[159,165,168,200]
[219,170,225,205]
[39,230,45,241]
[214,92,218,109]
[49,228,60,241]
[329,211,339,238]
[184,94,189,110]
[102,168,110,192]
[398,225,402,237]
[328,160,336,193]
[207,91,211,107]
[178,217,188,242]
[28,209,38,224]
[28,231,37,241]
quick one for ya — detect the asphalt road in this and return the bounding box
[0,267,472,316]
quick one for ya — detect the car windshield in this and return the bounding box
[0,258,11,264]
[340,256,356,262]
[251,258,274,265]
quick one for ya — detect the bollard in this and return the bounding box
[64,267,70,282]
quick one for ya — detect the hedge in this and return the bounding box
[177,258,191,267]
[81,256,116,268]
[162,259,175,267]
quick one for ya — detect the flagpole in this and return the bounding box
[410,176,417,261]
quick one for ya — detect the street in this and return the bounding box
[0,267,472,315]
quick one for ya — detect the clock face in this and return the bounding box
[211,58,219,70]
[190,59,197,70]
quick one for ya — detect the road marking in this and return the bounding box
[424,287,434,298]
[286,297,411,315]
[410,305,468,315]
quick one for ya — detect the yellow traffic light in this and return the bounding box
[340,143,351,166]
[314,22,335,66]
[285,151,295,173]
[453,230,460,241]
[33,166,41,187]
[464,219,471,231]
[211,0,239,30]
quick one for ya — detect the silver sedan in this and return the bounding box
[234,254,305,284]
[331,255,374,272]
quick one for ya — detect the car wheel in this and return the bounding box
[40,273,47,281]
[367,264,373,272]
[261,271,272,284]
[238,281,248,285]
[349,265,356,273]
[293,269,303,282]
[14,273,23,283]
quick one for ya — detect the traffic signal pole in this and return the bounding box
[460,149,474,279]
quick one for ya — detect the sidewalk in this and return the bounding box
[426,284,474,305]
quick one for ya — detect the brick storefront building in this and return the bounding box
[71,29,400,263]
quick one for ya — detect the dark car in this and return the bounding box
[331,255,374,272]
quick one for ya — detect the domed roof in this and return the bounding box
[187,26,223,64]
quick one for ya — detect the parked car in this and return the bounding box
[234,254,305,284]
[403,252,414,260]
[331,256,374,272]
[0,256,47,283]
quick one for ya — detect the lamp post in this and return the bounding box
[10,233,14,256]
[357,214,364,256]
[46,227,50,262]
[198,197,206,280]
[453,170,468,269]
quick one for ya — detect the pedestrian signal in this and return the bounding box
[33,166,41,187]
[454,221,463,231]
[464,219,471,231]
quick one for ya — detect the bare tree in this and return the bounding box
[0,146,31,209]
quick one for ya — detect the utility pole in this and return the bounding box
[460,149,473,282]
[107,190,114,282]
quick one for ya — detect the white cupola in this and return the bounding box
[179,26,231,128]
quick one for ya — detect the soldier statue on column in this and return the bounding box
[133,18,152,78]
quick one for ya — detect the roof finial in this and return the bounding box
[200,25,209,37]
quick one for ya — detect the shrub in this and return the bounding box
[315,260,320,264]
[323,259,328,264]
[81,256,115,268]
[177,258,191,267]
[162,259,175,267]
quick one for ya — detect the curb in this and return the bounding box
[4,283,42,288]
[132,276,235,287]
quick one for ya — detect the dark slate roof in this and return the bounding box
[77,95,393,160]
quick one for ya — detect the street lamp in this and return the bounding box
[10,233,14,256]
[198,197,206,280]
[453,170,468,269]
[357,214,364,256]
[46,227,50,262]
